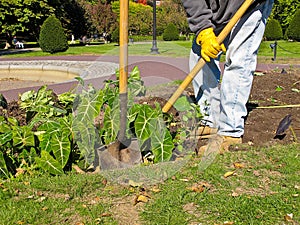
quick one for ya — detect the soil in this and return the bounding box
[0,68,299,150]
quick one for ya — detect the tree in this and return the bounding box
[157,0,188,36]
[0,0,55,41]
[39,15,69,53]
[285,7,300,41]
[112,1,152,35]
[271,0,300,32]
[50,0,89,40]
[83,0,117,35]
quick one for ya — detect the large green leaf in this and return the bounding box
[0,116,7,128]
[73,120,96,167]
[102,101,120,145]
[74,87,104,123]
[0,131,12,146]
[12,126,35,147]
[0,151,9,178]
[37,120,61,152]
[129,66,141,80]
[174,96,192,112]
[37,118,72,167]
[35,150,63,175]
[134,104,159,143]
[51,131,71,168]
[72,87,103,167]
[151,118,174,163]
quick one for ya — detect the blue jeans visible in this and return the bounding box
[190,0,274,137]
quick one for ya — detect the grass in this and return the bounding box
[2,40,300,64]
[0,143,299,224]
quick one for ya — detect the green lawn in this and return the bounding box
[2,40,300,64]
[0,143,299,224]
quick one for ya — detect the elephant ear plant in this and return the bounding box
[0,86,76,177]
[74,66,202,167]
[0,66,202,178]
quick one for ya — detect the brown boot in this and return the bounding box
[198,135,242,155]
[196,126,217,138]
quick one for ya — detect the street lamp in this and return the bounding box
[150,0,159,54]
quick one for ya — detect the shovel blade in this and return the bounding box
[95,139,142,170]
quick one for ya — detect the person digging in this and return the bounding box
[181,0,274,153]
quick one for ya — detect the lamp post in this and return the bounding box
[150,0,159,54]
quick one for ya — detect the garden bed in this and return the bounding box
[0,67,299,152]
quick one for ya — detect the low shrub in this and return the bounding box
[111,27,119,43]
[285,8,300,41]
[39,15,69,53]
[264,18,283,40]
[162,23,179,41]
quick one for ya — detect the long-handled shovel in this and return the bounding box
[162,0,255,113]
[98,0,142,170]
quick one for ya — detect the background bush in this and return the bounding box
[162,23,179,41]
[264,18,283,40]
[285,8,300,41]
[39,15,69,53]
[111,27,119,43]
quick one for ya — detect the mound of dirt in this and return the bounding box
[244,68,300,147]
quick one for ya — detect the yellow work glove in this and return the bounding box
[196,27,226,62]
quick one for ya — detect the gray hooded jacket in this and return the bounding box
[182,0,263,35]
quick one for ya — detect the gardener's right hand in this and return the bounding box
[196,27,226,62]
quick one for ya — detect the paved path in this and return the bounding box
[1,54,299,100]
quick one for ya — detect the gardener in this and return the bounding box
[181,0,274,152]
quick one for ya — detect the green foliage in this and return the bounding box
[271,0,300,32]
[285,8,300,41]
[111,1,152,35]
[0,66,202,178]
[264,19,283,40]
[83,0,117,34]
[163,23,179,41]
[0,86,75,177]
[111,27,119,43]
[0,0,55,40]
[39,15,69,54]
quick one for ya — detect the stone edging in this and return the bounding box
[0,60,119,82]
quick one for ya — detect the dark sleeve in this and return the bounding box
[181,0,214,34]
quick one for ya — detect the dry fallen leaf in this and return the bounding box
[284,213,294,222]
[75,222,85,225]
[233,162,245,169]
[23,181,30,186]
[72,165,85,174]
[151,186,161,193]
[179,178,190,182]
[186,182,211,193]
[231,191,239,197]
[100,212,112,217]
[224,171,235,178]
[253,170,260,177]
[186,184,205,193]
[15,168,25,177]
[128,180,143,187]
[134,194,149,205]
[223,221,234,225]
